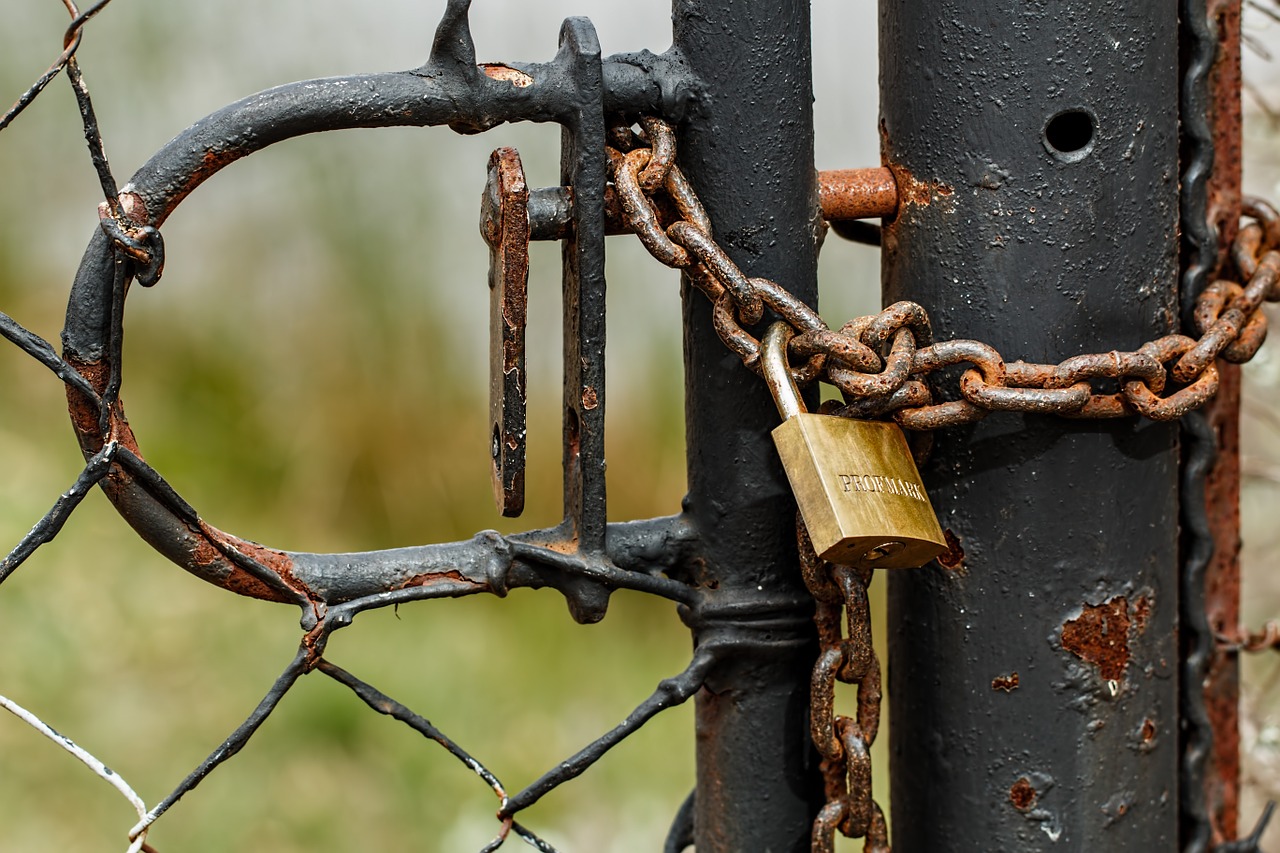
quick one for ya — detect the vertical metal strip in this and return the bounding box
[672,0,826,848]
[559,18,608,557]
[1179,0,1244,847]
[881,3,1181,849]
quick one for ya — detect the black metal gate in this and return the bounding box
[0,0,1273,850]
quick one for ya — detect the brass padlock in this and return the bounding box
[763,322,947,569]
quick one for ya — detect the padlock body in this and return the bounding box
[772,415,946,569]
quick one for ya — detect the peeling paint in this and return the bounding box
[481,63,534,87]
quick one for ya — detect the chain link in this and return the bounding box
[609,117,1280,851]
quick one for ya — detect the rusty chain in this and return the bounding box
[608,118,1280,433]
[798,518,890,853]
[607,116,1280,851]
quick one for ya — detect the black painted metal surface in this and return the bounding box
[881,3,1181,850]
[672,0,825,848]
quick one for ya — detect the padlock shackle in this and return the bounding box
[762,321,807,421]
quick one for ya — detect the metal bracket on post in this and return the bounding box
[553,16,611,623]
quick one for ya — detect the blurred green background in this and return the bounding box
[0,2,883,850]
[1,1,1279,851]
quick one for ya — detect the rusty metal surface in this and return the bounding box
[1204,362,1243,844]
[481,147,529,517]
[1181,0,1250,848]
[1200,1,1244,846]
[818,167,898,221]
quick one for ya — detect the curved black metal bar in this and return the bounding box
[663,789,695,853]
[59,0,699,612]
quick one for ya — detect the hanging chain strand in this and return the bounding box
[799,517,890,852]
[607,117,1280,852]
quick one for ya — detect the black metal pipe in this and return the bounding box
[881,4,1181,851]
[672,0,825,849]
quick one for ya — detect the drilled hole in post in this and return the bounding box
[1043,109,1096,162]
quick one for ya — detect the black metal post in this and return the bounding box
[881,4,1181,851]
[673,0,825,849]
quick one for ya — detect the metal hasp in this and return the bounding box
[672,0,825,849]
[880,4,1180,851]
[481,147,529,518]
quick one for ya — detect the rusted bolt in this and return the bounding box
[818,167,899,221]
[487,163,900,246]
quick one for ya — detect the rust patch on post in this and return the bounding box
[1131,594,1152,636]
[1061,597,1132,682]
[992,673,1020,693]
[1009,777,1037,812]
[1141,718,1157,745]
[886,164,956,213]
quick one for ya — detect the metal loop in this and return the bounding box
[1123,335,1221,420]
[762,322,805,420]
[836,718,873,838]
[812,801,849,853]
[1233,222,1264,279]
[790,329,881,374]
[637,116,676,192]
[668,221,765,324]
[810,647,844,761]
[895,399,986,431]
[1244,195,1280,250]
[1175,262,1276,382]
[797,513,844,604]
[960,370,1091,414]
[836,379,931,420]
[829,327,916,398]
[912,338,1006,385]
[664,162,713,236]
[863,300,933,351]
[613,148,690,267]
[712,290,762,372]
